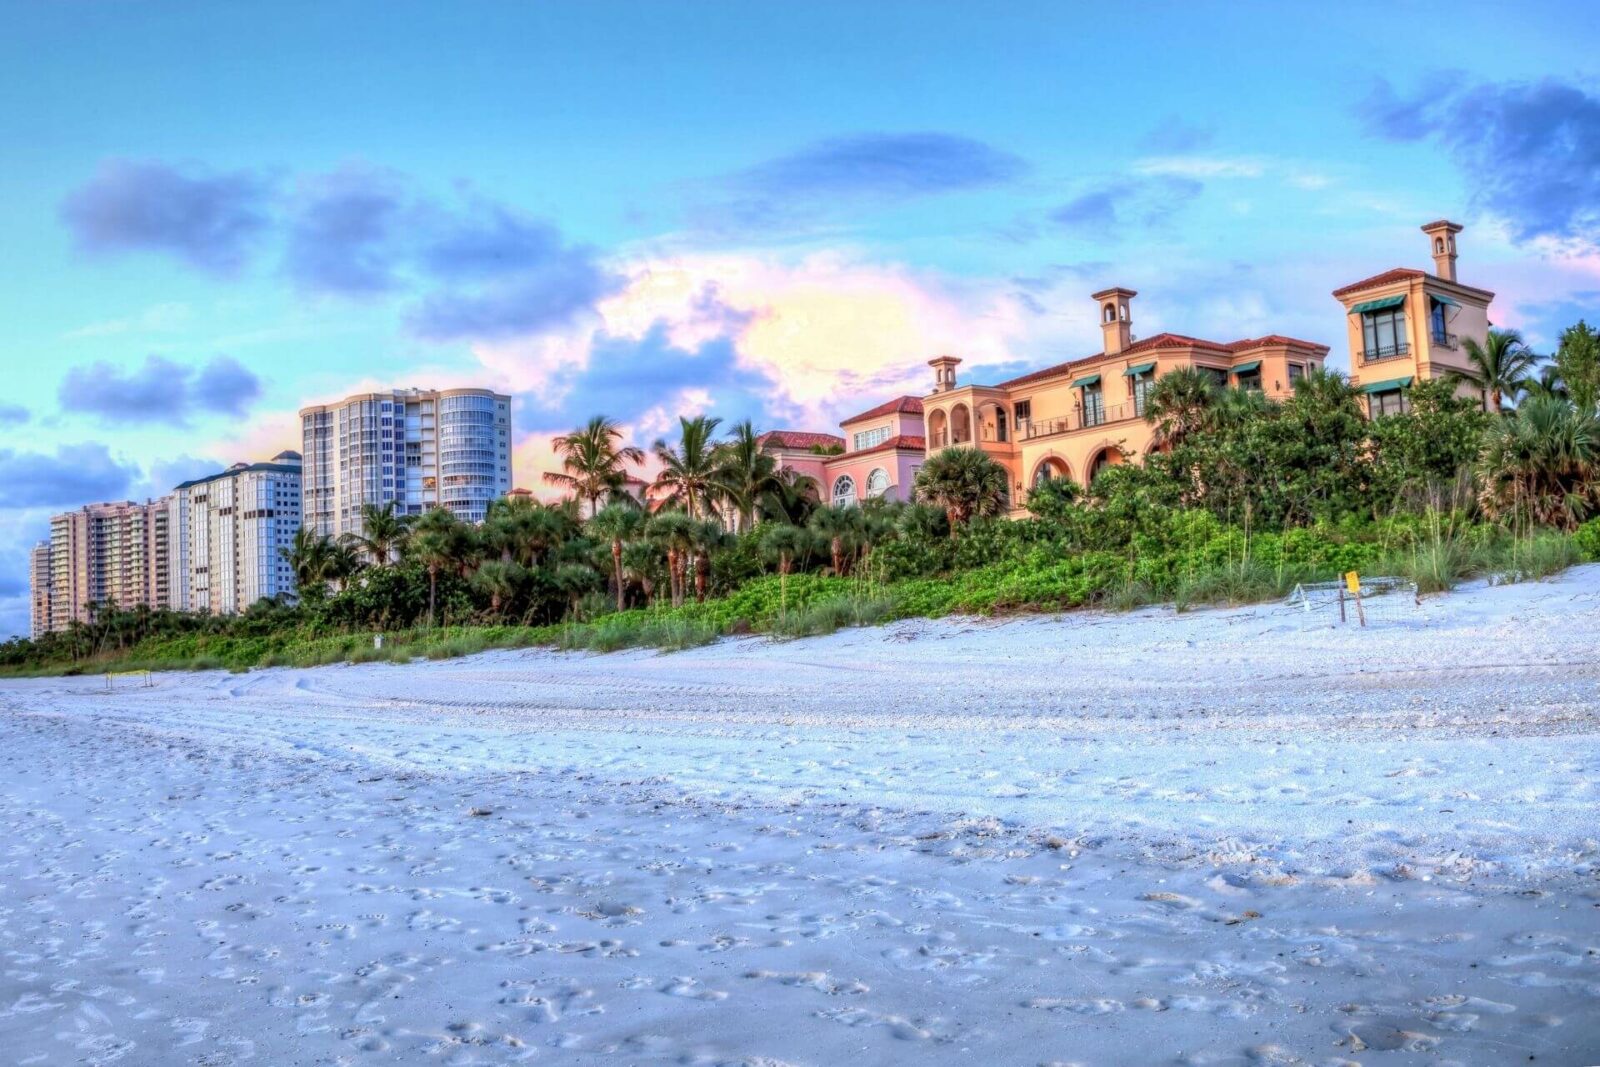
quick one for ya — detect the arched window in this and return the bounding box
[1103,303,1117,323]
[1435,237,1445,254]
[865,468,889,499]
[831,475,857,507]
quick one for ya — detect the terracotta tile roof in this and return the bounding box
[997,333,1232,389]
[828,434,926,460]
[840,395,923,424]
[1330,268,1426,298]
[757,430,845,451]
[1227,335,1331,353]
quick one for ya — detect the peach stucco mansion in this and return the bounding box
[759,218,1496,514]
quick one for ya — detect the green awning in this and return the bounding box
[1350,294,1406,314]
[1232,360,1261,374]
[1360,376,1413,394]
[1122,362,1155,376]
[1431,293,1460,307]
[1071,374,1101,388]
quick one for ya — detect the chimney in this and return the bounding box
[1421,219,1462,282]
[927,355,962,394]
[1092,287,1136,356]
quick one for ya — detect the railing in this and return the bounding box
[1362,342,1410,363]
[1018,402,1142,441]
[1431,331,1457,350]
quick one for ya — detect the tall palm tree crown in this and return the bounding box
[713,420,783,532]
[1457,328,1538,413]
[544,415,646,516]
[343,501,411,565]
[652,415,724,519]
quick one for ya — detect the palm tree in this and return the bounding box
[807,504,862,575]
[1144,367,1219,448]
[714,420,782,532]
[758,467,820,526]
[409,507,468,626]
[646,511,697,607]
[911,447,1010,532]
[343,501,410,565]
[544,416,646,516]
[281,528,340,601]
[552,562,602,618]
[1477,394,1599,530]
[652,415,724,519]
[589,503,646,612]
[1456,328,1538,413]
[689,519,727,602]
[760,523,813,614]
[1524,363,1568,403]
[471,559,526,617]
[621,539,665,603]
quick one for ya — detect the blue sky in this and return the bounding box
[3,1,1598,637]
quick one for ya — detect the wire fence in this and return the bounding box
[1285,575,1421,626]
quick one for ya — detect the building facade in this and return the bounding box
[1333,219,1494,416]
[919,287,1329,508]
[40,497,173,631]
[171,451,303,615]
[758,398,926,507]
[299,387,513,539]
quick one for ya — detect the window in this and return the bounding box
[1236,368,1262,391]
[866,468,889,499]
[1287,362,1305,386]
[1131,371,1155,416]
[852,425,891,451]
[1368,389,1408,418]
[1362,307,1408,360]
[1013,399,1031,431]
[1032,460,1064,488]
[831,475,857,507]
[1081,383,1105,428]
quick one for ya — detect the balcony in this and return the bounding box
[1018,402,1142,441]
[1361,342,1411,364]
[1430,331,1458,350]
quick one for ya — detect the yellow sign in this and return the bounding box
[1344,571,1361,594]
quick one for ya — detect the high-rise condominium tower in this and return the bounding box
[42,497,173,631]
[299,388,512,538]
[170,451,304,614]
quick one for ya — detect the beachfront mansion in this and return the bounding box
[763,218,1494,513]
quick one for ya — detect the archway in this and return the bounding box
[950,403,972,445]
[1086,447,1124,486]
[1031,456,1072,488]
[927,408,949,449]
[979,401,1010,443]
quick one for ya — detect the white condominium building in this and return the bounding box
[170,451,303,615]
[299,387,512,538]
[42,497,173,631]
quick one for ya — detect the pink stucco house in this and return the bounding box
[758,396,926,507]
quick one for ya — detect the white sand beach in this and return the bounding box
[1,569,1597,1066]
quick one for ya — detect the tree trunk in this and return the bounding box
[694,552,708,602]
[611,539,625,612]
[428,565,438,627]
[830,537,843,576]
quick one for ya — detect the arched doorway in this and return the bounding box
[1031,456,1071,488]
[1086,447,1124,486]
[927,408,949,449]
